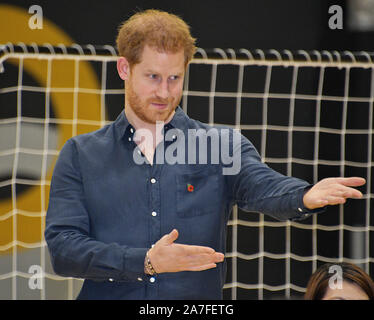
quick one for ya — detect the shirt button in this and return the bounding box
[130,128,134,133]
[149,277,155,283]
[150,178,156,184]
[298,207,303,212]
[128,137,132,142]
[137,277,143,281]
[108,278,114,282]
[151,211,157,217]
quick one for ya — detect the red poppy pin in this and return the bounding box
[187,184,194,192]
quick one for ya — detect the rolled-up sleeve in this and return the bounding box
[44,139,147,282]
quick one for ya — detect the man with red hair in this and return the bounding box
[45,9,365,300]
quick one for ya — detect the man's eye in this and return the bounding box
[169,75,179,81]
[149,74,158,80]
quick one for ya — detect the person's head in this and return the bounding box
[116,9,196,68]
[116,10,197,125]
[304,262,374,300]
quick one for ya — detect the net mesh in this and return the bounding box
[0,44,373,300]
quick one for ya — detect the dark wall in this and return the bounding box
[4,0,373,51]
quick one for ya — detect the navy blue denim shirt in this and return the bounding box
[45,106,321,300]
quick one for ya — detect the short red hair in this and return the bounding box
[116,9,196,67]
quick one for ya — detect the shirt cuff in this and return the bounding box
[292,185,326,221]
[121,247,148,281]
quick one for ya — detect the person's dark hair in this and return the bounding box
[304,262,374,300]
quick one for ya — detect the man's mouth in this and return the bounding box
[150,102,168,109]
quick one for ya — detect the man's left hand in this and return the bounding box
[303,177,366,210]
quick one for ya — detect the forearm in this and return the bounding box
[230,135,324,221]
[235,173,308,218]
[45,227,148,281]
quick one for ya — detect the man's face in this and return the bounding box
[125,45,186,124]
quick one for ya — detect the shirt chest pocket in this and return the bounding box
[176,171,220,218]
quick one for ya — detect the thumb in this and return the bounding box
[164,229,179,245]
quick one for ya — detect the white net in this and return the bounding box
[0,44,372,300]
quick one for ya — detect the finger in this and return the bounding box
[183,253,224,270]
[334,177,366,187]
[179,244,216,255]
[186,252,224,264]
[187,263,217,272]
[324,196,347,205]
[215,252,225,261]
[341,188,363,199]
[161,229,179,245]
[329,185,363,199]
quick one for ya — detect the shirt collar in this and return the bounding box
[113,109,132,141]
[168,106,189,131]
[114,106,189,141]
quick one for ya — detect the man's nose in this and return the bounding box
[156,80,169,100]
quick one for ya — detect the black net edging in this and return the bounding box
[2,42,374,64]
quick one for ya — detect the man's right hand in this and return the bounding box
[146,229,225,274]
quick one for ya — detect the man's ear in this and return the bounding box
[117,56,130,80]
